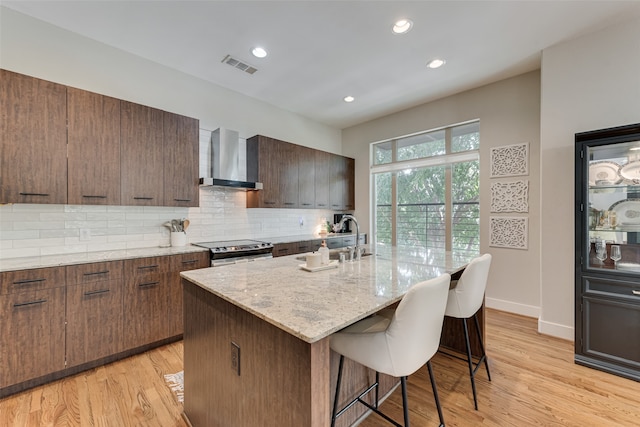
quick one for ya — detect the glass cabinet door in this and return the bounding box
[586,139,640,272]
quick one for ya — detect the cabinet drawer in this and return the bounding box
[66,261,123,285]
[583,276,640,301]
[124,256,171,277]
[171,252,210,272]
[297,240,321,254]
[273,243,298,257]
[0,267,65,295]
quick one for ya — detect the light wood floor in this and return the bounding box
[1,309,639,426]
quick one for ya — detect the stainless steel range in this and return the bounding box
[192,239,273,267]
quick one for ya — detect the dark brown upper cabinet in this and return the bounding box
[120,101,164,206]
[314,150,331,209]
[298,146,316,208]
[67,87,121,205]
[0,70,67,204]
[246,134,354,210]
[163,112,199,207]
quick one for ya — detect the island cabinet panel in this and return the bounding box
[0,69,67,204]
[183,281,331,427]
[314,150,331,209]
[120,101,164,206]
[167,252,209,337]
[0,267,66,388]
[65,261,124,368]
[163,112,199,207]
[67,87,121,205]
[298,145,316,208]
[122,256,172,350]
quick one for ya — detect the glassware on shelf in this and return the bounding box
[595,241,608,264]
[610,245,622,267]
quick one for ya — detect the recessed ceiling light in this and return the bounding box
[392,19,413,34]
[344,96,355,103]
[251,47,267,58]
[427,58,446,69]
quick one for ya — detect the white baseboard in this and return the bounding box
[485,297,540,318]
[538,319,574,341]
[485,297,575,342]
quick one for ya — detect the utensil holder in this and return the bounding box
[171,231,187,247]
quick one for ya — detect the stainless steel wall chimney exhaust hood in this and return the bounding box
[199,128,263,190]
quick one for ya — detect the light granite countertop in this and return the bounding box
[0,245,208,272]
[180,246,477,344]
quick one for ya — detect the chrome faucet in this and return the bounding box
[337,214,363,261]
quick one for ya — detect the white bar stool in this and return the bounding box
[443,253,492,410]
[330,273,451,427]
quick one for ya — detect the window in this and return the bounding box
[371,121,480,252]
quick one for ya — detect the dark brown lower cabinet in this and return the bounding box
[0,287,66,388]
[168,252,210,337]
[123,272,171,350]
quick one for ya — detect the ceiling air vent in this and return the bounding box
[222,54,258,75]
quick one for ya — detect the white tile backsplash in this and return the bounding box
[0,187,335,260]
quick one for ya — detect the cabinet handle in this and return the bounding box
[138,281,159,288]
[284,202,295,206]
[83,270,109,276]
[317,204,326,207]
[137,265,159,270]
[13,278,45,285]
[264,201,276,205]
[133,196,154,200]
[13,299,47,308]
[174,198,191,202]
[19,192,49,197]
[277,248,289,253]
[82,195,107,199]
[181,260,198,265]
[84,289,110,297]
[301,203,311,206]
[633,290,640,296]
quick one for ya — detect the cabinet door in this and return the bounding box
[65,261,123,368]
[66,280,123,368]
[0,70,67,204]
[121,101,164,206]
[329,154,346,210]
[298,146,315,208]
[344,157,355,210]
[163,112,199,207]
[123,273,169,350]
[67,87,121,205]
[167,252,209,337]
[314,150,331,209]
[0,288,66,387]
[247,136,280,207]
[281,141,299,208]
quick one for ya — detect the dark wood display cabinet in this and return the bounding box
[575,122,640,381]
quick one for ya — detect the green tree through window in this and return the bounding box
[372,122,479,252]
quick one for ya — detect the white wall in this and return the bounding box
[539,18,640,339]
[342,71,542,318]
[0,7,340,259]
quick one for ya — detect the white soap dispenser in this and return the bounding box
[319,240,330,264]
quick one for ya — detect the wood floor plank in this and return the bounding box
[0,311,639,426]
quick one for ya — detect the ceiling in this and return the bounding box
[3,1,640,129]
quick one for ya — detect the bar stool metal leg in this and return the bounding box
[427,361,445,427]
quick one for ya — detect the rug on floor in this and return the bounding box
[164,371,184,403]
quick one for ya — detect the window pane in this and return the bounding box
[452,160,480,252]
[373,141,393,165]
[397,166,445,249]
[452,122,480,152]
[397,130,445,161]
[374,173,392,245]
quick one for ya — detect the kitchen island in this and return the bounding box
[180,246,477,427]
